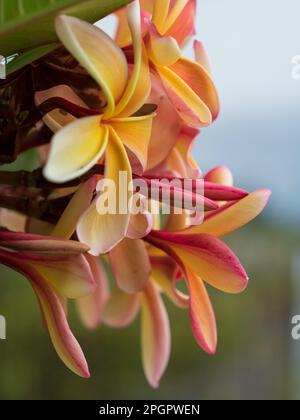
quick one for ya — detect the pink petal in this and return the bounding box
[76,255,109,329]
[185,269,217,354]
[141,281,171,388]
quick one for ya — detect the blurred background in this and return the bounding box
[0,0,299,400]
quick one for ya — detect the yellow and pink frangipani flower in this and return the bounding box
[96,185,271,387]
[43,0,154,255]
[116,0,219,128]
[0,230,95,378]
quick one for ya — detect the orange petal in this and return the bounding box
[152,0,170,33]
[149,231,249,294]
[109,115,154,174]
[103,287,140,328]
[76,255,109,329]
[141,281,171,388]
[43,116,108,183]
[185,190,272,237]
[186,269,217,354]
[110,238,151,293]
[155,64,213,128]
[55,15,128,118]
[115,4,150,48]
[0,249,90,378]
[164,0,189,31]
[169,57,220,122]
[32,275,90,378]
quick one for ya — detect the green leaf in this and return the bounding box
[6,44,59,75]
[0,0,131,57]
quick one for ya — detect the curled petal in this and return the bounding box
[43,116,108,183]
[169,57,220,122]
[185,190,272,237]
[110,238,151,293]
[147,24,181,67]
[32,275,90,378]
[186,269,217,354]
[76,255,109,330]
[33,276,90,378]
[155,65,212,128]
[115,1,151,117]
[149,231,249,294]
[115,6,150,48]
[103,287,140,328]
[141,281,171,388]
[55,15,128,118]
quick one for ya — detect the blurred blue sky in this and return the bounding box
[194,0,300,226]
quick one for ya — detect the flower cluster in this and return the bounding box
[0,0,271,387]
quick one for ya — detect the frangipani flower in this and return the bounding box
[43,0,154,255]
[148,189,272,353]
[116,0,220,128]
[0,230,95,378]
